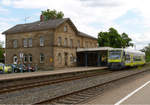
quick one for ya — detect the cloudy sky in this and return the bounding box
[0,0,150,49]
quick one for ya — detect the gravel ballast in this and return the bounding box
[0,66,150,104]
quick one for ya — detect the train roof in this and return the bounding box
[109,48,145,55]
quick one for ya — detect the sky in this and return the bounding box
[0,0,150,50]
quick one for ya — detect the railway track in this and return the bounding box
[0,69,112,94]
[34,67,150,105]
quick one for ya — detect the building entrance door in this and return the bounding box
[64,52,68,66]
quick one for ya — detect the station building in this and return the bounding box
[2,17,98,70]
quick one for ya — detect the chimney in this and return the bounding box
[40,14,44,21]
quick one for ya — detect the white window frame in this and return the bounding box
[13,55,18,64]
[70,39,73,48]
[13,40,17,48]
[58,53,62,64]
[64,38,68,47]
[40,53,44,63]
[23,54,28,63]
[64,26,67,32]
[58,37,62,46]
[28,54,32,63]
[23,39,28,47]
[40,37,44,47]
[28,38,32,47]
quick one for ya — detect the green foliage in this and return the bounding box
[98,27,133,48]
[41,9,64,20]
[141,44,150,62]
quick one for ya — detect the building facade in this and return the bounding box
[3,18,98,70]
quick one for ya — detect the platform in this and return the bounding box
[0,66,107,81]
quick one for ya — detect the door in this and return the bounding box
[64,52,68,66]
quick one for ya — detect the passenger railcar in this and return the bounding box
[107,48,145,70]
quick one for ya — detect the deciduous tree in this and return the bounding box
[41,9,64,20]
[98,27,133,48]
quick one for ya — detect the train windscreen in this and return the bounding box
[109,50,122,59]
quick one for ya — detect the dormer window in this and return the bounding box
[64,26,67,32]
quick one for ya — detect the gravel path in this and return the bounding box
[0,67,150,104]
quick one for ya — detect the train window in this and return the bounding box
[133,56,141,61]
[125,54,130,61]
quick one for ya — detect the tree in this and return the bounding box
[41,9,64,21]
[0,41,4,63]
[98,27,133,48]
[141,44,150,62]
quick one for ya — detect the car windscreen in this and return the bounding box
[109,50,122,59]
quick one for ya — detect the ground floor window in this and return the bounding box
[58,53,62,64]
[70,54,73,63]
[13,55,18,64]
[23,54,28,63]
[29,54,32,63]
[40,53,44,63]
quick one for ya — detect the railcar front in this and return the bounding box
[107,49,125,70]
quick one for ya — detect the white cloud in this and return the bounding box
[1,0,150,49]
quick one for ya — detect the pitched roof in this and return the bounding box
[77,31,97,40]
[2,18,97,40]
[2,18,69,34]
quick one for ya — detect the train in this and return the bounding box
[107,48,146,70]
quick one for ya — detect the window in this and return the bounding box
[23,54,28,63]
[28,38,32,47]
[23,39,27,47]
[70,54,73,63]
[28,54,32,63]
[64,26,67,32]
[40,37,44,46]
[13,55,18,64]
[58,37,62,46]
[58,53,62,64]
[70,39,73,48]
[40,53,44,63]
[77,40,80,48]
[64,38,68,47]
[13,40,17,48]
[133,56,141,61]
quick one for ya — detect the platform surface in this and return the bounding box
[0,66,107,81]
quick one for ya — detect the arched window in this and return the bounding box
[70,54,73,64]
[58,37,62,46]
[28,54,32,63]
[58,53,62,64]
[64,38,68,47]
[13,55,18,64]
[28,38,32,47]
[64,26,67,32]
[13,40,17,48]
[70,39,73,48]
[40,53,44,63]
[40,37,44,46]
[23,54,28,63]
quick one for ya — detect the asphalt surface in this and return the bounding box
[85,70,150,104]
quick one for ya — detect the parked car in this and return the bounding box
[0,63,12,73]
[8,64,20,73]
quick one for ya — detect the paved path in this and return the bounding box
[0,66,107,81]
[86,70,150,104]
